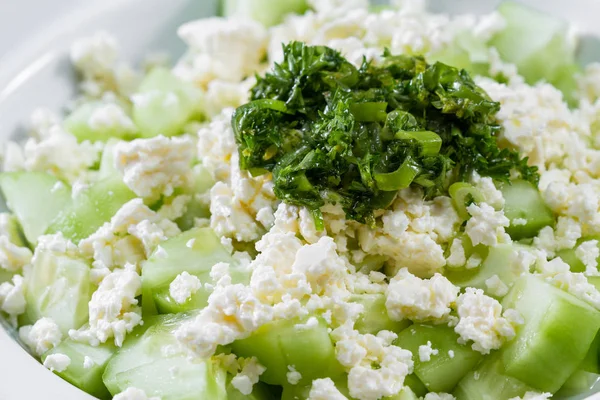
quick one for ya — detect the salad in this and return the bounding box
[1,0,600,399]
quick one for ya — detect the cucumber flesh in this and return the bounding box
[97,138,121,180]
[174,164,214,231]
[0,172,72,245]
[453,354,534,400]
[226,379,276,400]
[500,275,600,392]
[141,227,239,315]
[42,339,117,400]
[223,0,309,27]
[555,369,600,398]
[557,237,600,274]
[396,324,482,393]
[46,176,136,243]
[103,313,228,399]
[500,180,555,241]
[231,317,344,386]
[351,293,411,335]
[64,102,138,143]
[581,331,600,374]
[25,250,94,334]
[132,67,203,138]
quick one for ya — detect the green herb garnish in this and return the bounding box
[232,42,537,224]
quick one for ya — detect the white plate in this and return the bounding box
[1,0,600,399]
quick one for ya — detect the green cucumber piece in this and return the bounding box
[453,354,534,400]
[490,1,579,104]
[232,317,344,386]
[46,176,136,243]
[103,313,228,399]
[141,227,239,315]
[175,164,214,231]
[555,369,600,398]
[222,0,308,27]
[97,138,121,180]
[0,172,72,245]
[396,324,483,393]
[557,236,600,274]
[25,251,94,334]
[133,68,203,138]
[500,180,554,240]
[65,102,138,142]
[500,275,600,392]
[42,339,117,399]
[351,293,411,335]
[227,379,276,400]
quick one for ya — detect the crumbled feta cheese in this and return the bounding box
[43,353,71,373]
[69,267,142,347]
[454,288,521,354]
[79,198,180,273]
[465,253,482,270]
[88,103,137,134]
[169,272,202,304]
[19,317,63,356]
[386,268,459,323]
[448,350,455,358]
[114,135,195,199]
[446,238,466,268]
[465,203,510,247]
[71,31,118,79]
[287,365,302,385]
[576,240,600,276]
[534,217,582,256]
[0,236,32,273]
[485,275,509,297]
[231,357,266,395]
[418,341,439,362]
[113,387,160,400]
[158,194,191,220]
[423,393,456,400]
[186,238,196,248]
[83,356,95,369]
[0,274,26,321]
[1,141,26,172]
[331,323,413,400]
[512,218,527,226]
[30,108,60,139]
[308,378,348,400]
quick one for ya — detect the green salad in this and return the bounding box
[1,0,600,400]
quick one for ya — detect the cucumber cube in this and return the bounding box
[132,68,203,138]
[222,0,309,27]
[103,313,228,400]
[25,250,94,334]
[174,164,214,231]
[555,369,600,398]
[396,324,482,393]
[500,275,600,392]
[97,138,121,180]
[231,317,344,386]
[64,102,138,143]
[46,176,136,243]
[141,227,241,315]
[42,339,117,399]
[227,379,276,400]
[500,180,554,240]
[453,354,534,400]
[351,293,411,335]
[0,172,72,245]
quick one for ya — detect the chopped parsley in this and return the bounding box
[232,42,538,224]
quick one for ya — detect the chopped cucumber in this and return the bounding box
[64,102,138,142]
[449,243,529,297]
[227,379,276,400]
[133,68,203,138]
[231,317,344,386]
[500,275,600,392]
[500,180,554,240]
[453,354,534,400]
[46,176,135,243]
[0,172,72,245]
[25,250,94,334]
[0,213,28,248]
[557,236,600,274]
[351,293,411,335]
[103,313,228,399]
[403,374,428,398]
[222,0,309,27]
[97,138,121,180]
[42,339,117,400]
[396,324,483,393]
[490,1,580,104]
[141,227,242,315]
[174,164,214,231]
[582,331,600,374]
[555,369,600,398]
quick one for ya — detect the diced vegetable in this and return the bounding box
[103,314,228,399]
[500,275,600,392]
[222,0,309,27]
[351,293,411,335]
[25,251,94,334]
[46,176,136,243]
[174,164,214,231]
[396,324,483,393]
[64,102,138,142]
[231,317,344,386]
[0,172,72,245]
[500,180,555,240]
[42,339,117,399]
[132,68,203,138]
[555,369,600,398]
